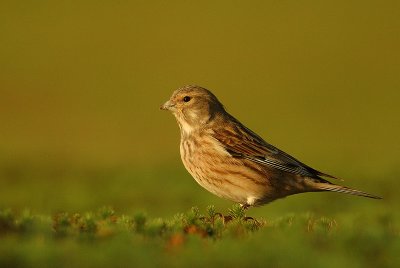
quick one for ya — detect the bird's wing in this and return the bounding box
[212,121,338,179]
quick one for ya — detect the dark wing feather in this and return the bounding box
[212,119,338,179]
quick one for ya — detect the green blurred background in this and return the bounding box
[0,0,399,218]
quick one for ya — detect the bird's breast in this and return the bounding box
[179,134,230,184]
[179,133,269,204]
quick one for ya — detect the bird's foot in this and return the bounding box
[199,204,260,225]
[240,203,251,210]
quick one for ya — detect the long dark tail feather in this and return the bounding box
[318,184,382,199]
[312,169,345,181]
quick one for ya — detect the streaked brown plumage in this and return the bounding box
[161,85,381,208]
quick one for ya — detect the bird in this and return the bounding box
[160,85,381,208]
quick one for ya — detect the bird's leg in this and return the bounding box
[209,204,250,223]
[239,203,261,225]
[240,203,251,210]
[200,204,259,225]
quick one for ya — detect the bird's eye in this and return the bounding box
[183,96,191,102]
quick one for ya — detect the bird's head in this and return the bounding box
[160,85,225,134]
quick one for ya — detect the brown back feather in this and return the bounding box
[211,115,338,180]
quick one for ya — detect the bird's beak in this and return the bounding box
[160,100,175,111]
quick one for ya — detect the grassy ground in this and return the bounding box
[0,163,399,267]
[1,205,399,268]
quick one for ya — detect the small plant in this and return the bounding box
[228,204,246,220]
[98,206,115,220]
[206,205,216,219]
[0,209,15,233]
[133,212,147,232]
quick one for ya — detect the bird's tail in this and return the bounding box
[316,183,382,199]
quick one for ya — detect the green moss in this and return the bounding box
[0,205,398,267]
